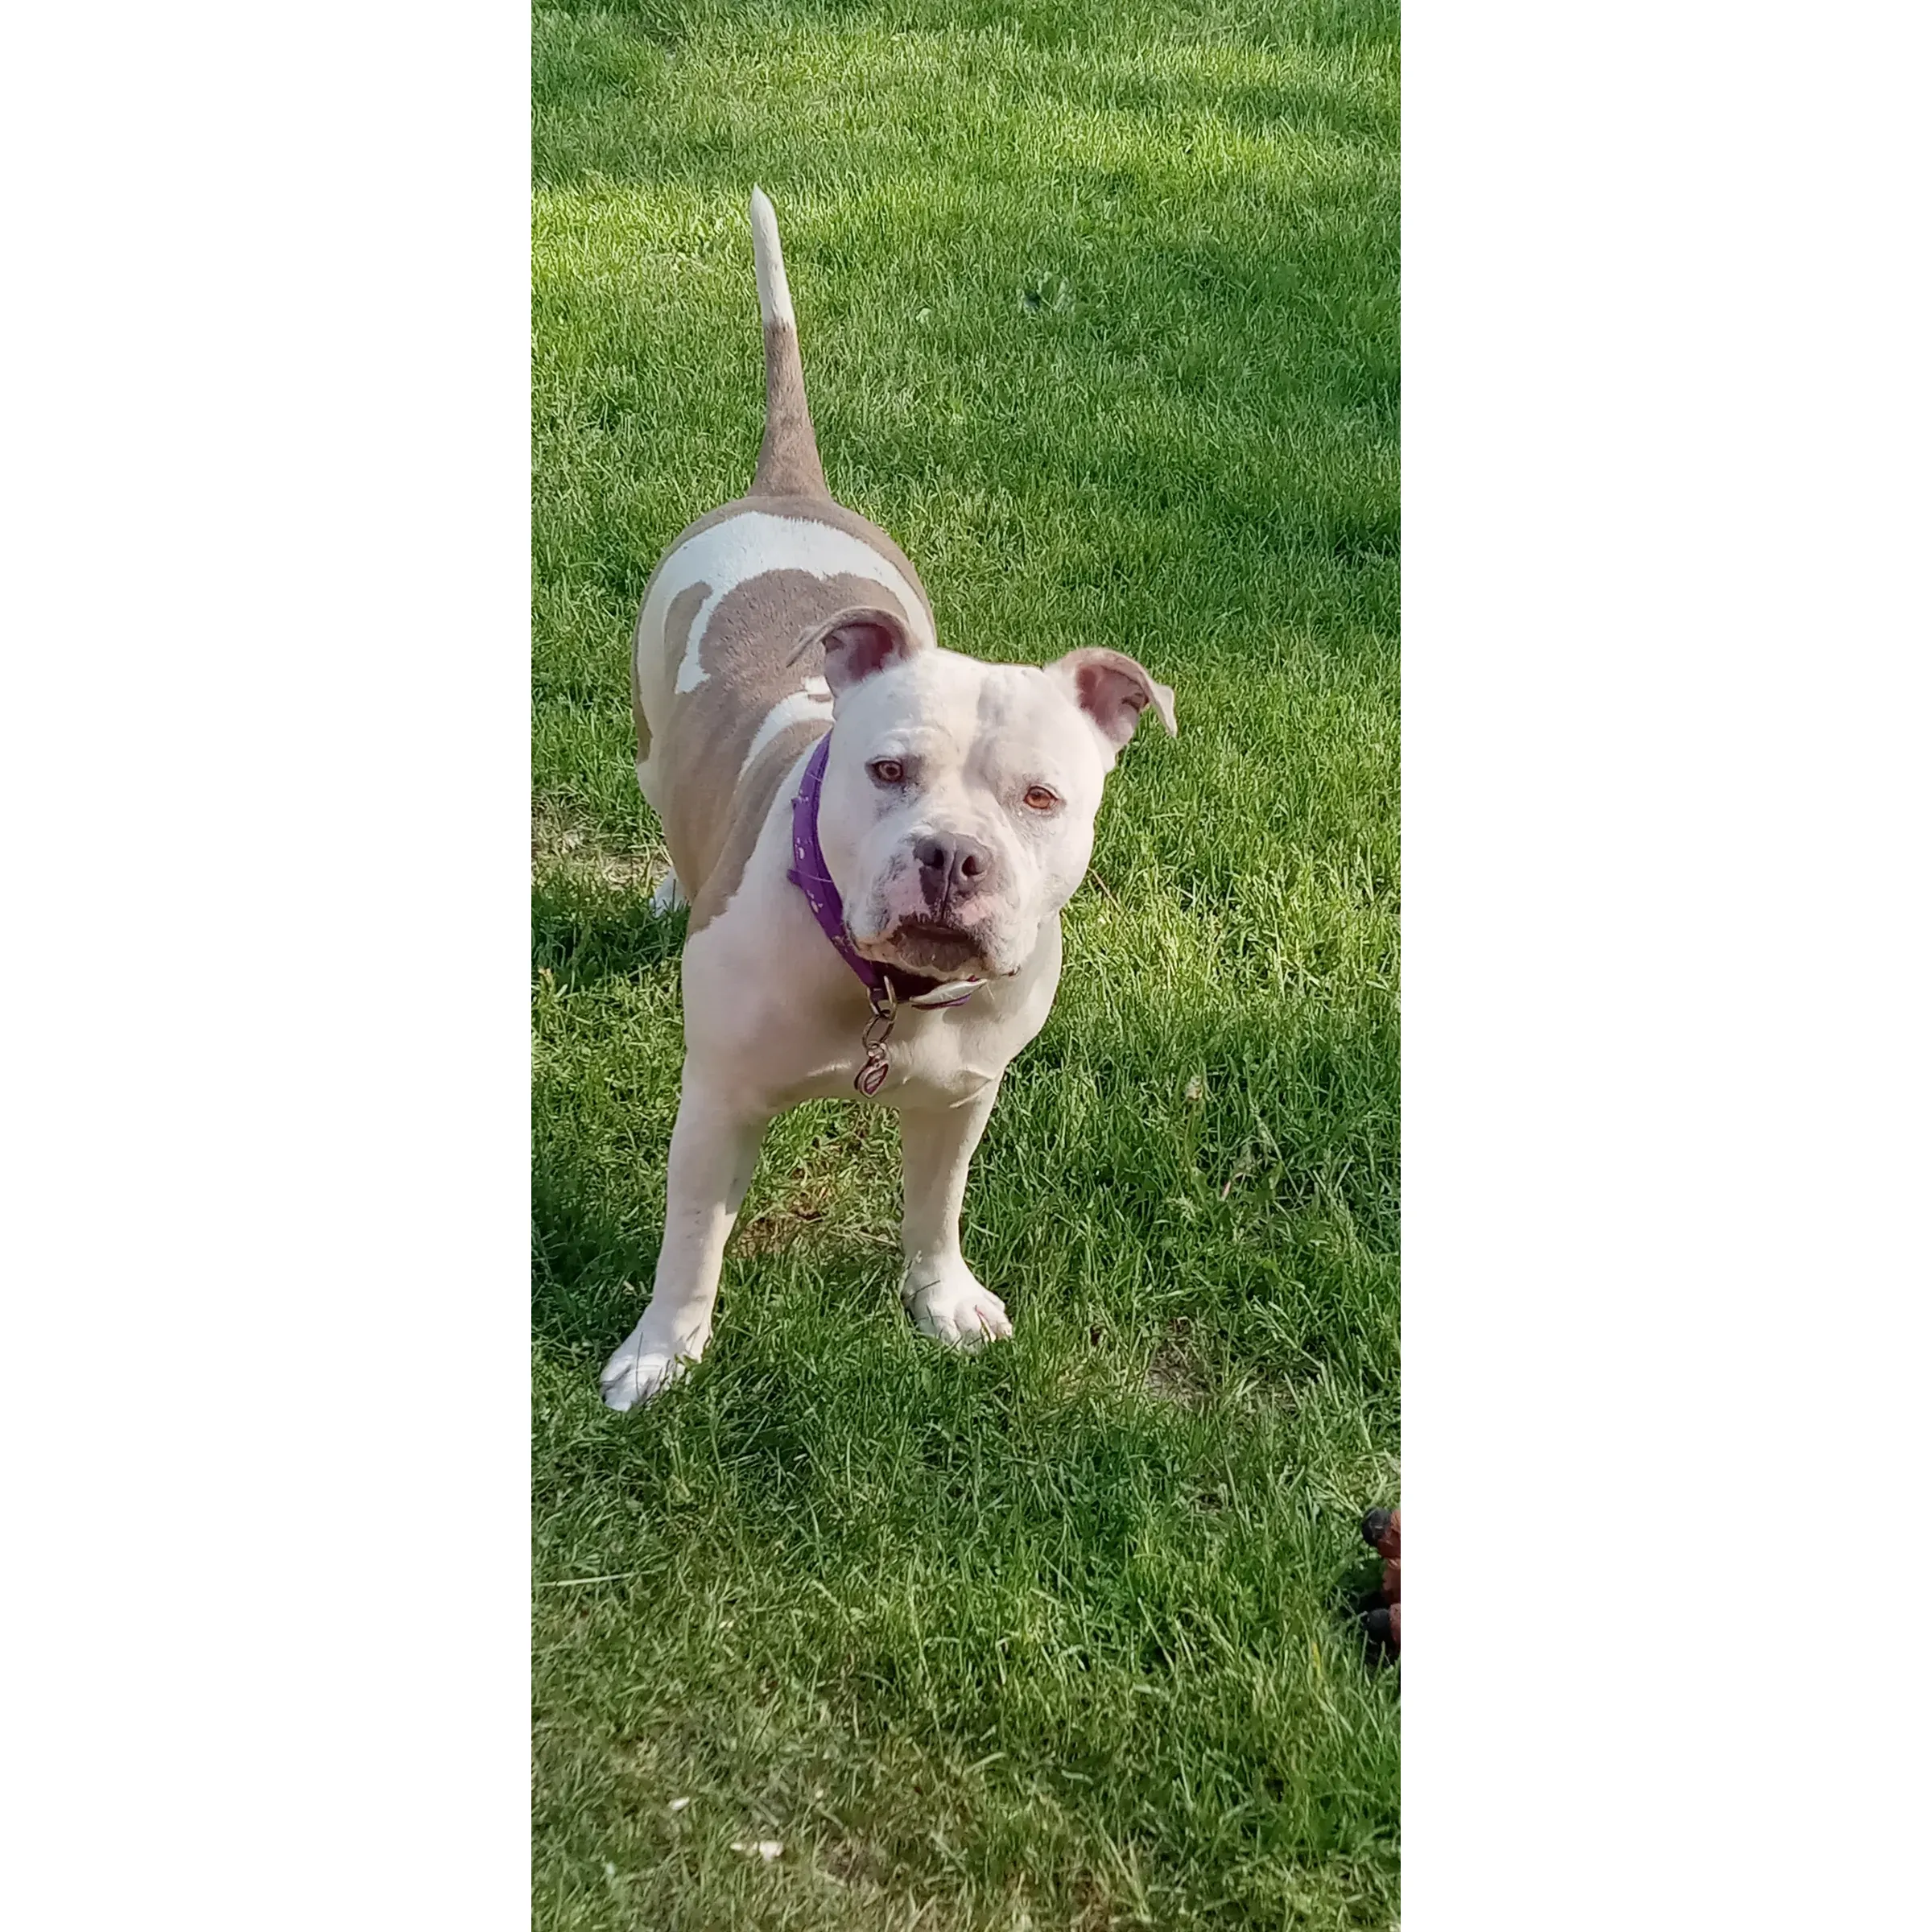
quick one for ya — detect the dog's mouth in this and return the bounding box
[864,917,991,980]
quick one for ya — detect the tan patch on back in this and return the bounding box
[630,496,936,912]
[640,496,933,634]
[663,564,914,897]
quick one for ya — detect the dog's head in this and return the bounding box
[805,609,1175,983]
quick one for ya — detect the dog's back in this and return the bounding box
[632,191,935,923]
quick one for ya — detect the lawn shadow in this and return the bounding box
[533,869,686,992]
[532,1156,660,1358]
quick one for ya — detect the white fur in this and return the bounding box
[749,186,794,329]
[816,651,1108,982]
[644,510,935,697]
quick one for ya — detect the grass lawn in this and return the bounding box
[533,3,1399,1926]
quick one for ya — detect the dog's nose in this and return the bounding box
[913,834,994,908]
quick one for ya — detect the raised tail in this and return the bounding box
[748,188,828,497]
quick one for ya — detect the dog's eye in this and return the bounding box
[868,758,906,785]
[1022,784,1060,812]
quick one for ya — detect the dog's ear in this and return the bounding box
[795,605,926,699]
[1049,646,1178,749]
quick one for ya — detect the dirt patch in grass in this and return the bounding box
[734,1114,902,1257]
[1145,1322,1213,1407]
[532,795,663,890]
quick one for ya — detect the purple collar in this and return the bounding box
[788,734,985,1019]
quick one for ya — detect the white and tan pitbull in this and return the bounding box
[600,190,1175,1409]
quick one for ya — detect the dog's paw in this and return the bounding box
[647,870,688,916]
[902,1268,1013,1351]
[599,1316,708,1410]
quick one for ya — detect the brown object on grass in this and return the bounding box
[1362,1507,1400,1562]
[1362,1601,1400,1649]
[1360,1507,1402,1657]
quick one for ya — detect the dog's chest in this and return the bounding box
[766,1005,1012,1109]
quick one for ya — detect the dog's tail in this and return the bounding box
[747,188,829,498]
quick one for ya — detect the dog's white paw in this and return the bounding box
[648,870,688,916]
[902,1267,1013,1351]
[600,1315,708,1410]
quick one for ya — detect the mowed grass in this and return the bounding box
[533,3,1399,1926]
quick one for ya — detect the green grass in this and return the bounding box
[533,2,1399,1925]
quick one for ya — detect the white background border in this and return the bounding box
[4,2,1926,1925]
[1406,3,1927,1922]
[5,4,530,1925]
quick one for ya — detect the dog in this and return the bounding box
[600,189,1175,1409]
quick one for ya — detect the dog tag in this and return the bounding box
[855,991,897,1096]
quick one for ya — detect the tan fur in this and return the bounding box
[663,563,918,912]
[633,495,937,920]
[752,321,828,497]
[686,727,819,935]
[636,580,710,764]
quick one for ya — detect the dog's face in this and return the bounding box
[808,612,1175,983]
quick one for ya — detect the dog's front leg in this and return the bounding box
[898,1083,1013,1349]
[600,1082,770,1410]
